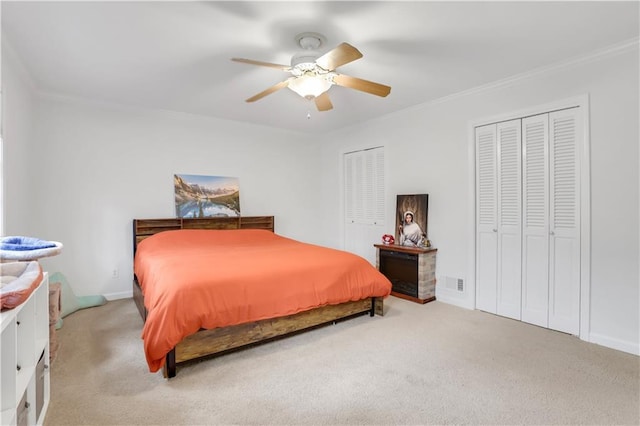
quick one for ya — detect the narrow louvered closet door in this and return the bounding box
[475,124,498,314]
[548,108,581,335]
[521,113,550,328]
[496,120,522,320]
[371,147,386,227]
[344,153,356,224]
[344,147,385,264]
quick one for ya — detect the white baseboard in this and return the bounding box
[436,287,474,310]
[437,289,639,357]
[103,290,133,301]
[588,332,640,356]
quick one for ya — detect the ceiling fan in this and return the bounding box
[231,32,391,112]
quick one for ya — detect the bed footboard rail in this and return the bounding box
[162,296,384,378]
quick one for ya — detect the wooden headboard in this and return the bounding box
[132,216,275,254]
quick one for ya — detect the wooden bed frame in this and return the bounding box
[132,216,384,378]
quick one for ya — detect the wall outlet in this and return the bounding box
[111,268,119,279]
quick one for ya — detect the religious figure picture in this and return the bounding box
[396,194,429,247]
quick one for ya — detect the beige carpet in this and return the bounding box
[44,297,639,425]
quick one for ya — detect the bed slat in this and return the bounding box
[239,216,275,229]
[182,217,240,230]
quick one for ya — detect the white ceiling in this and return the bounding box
[2,1,638,134]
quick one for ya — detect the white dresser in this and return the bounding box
[1,272,50,425]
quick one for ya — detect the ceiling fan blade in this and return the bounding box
[314,92,333,111]
[332,74,391,97]
[232,58,290,71]
[315,43,363,71]
[245,79,291,103]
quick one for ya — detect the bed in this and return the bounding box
[132,216,391,378]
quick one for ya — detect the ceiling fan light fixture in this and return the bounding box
[232,34,390,109]
[288,75,333,100]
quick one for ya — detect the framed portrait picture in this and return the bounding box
[396,194,428,247]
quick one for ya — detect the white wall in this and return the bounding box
[32,97,324,299]
[2,42,324,299]
[319,45,639,355]
[2,40,36,235]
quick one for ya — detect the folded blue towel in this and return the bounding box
[0,236,57,251]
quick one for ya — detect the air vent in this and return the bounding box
[440,276,465,292]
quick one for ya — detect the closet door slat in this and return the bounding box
[496,120,522,320]
[521,114,550,328]
[476,124,498,314]
[548,108,581,335]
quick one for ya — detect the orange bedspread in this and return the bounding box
[134,229,392,372]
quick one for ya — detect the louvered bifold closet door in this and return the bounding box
[344,147,385,264]
[548,108,581,335]
[496,120,522,320]
[344,153,356,225]
[475,124,498,314]
[371,147,386,227]
[521,113,550,328]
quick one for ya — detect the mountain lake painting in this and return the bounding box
[174,174,240,218]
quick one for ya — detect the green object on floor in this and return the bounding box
[49,272,107,329]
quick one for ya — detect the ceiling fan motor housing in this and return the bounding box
[291,51,322,72]
[291,32,328,74]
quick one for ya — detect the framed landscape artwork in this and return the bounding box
[174,174,240,218]
[395,194,429,247]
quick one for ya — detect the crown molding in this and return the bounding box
[1,34,38,93]
[428,37,640,108]
[363,37,640,129]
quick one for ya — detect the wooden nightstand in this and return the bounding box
[374,244,437,304]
